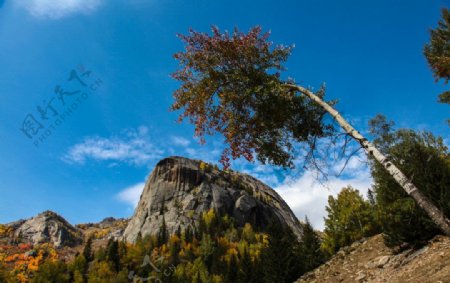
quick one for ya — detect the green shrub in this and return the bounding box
[322,187,380,256]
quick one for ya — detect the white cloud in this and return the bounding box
[185,147,197,157]
[444,137,450,148]
[15,0,102,19]
[117,182,145,208]
[275,157,372,231]
[184,145,222,164]
[171,136,191,147]
[63,126,164,166]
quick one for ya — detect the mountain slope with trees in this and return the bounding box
[0,156,325,282]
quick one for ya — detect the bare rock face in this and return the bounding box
[13,210,82,248]
[123,156,303,243]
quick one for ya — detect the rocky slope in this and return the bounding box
[10,211,82,248]
[296,234,450,283]
[123,156,303,243]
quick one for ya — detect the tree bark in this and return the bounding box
[286,83,450,237]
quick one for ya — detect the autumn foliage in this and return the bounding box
[172,26,331,168]
[0,209,325,282]
[0,243,58,282]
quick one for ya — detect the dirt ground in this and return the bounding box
[296,234,450,283]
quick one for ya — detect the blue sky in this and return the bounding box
[0,0,448,229]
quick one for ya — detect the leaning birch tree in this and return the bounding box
[170,26,450,236]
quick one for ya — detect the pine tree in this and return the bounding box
[299,217,326,272]
[238,248,253,283]
[261,221,302,283]
[106,239,120,272]
[176,226,181,238]
[197,215,206,241]
[424,8,450,111]
[250,256,265,283]
[226,255,238,282]
[184,224,193,243]
[158,216,168,246]
[169,235,181,266]
[368,189,376,206]
[370,116,450,247]
[83,236,94,263]
[199,233,215,269]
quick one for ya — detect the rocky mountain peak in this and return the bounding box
[123,156,303,243]
[12,210,82,248]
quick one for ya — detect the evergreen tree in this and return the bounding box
[424,8,450,112]
[83,236,94,263]
[199,233,215,269]
[94,246,107,262]
[197,214,207,241]
[106,239,120,272]
[169,235,181,266]
[299,217,326,272]
[184,224,193,243]
[226,255,238,282]
[158,216,169,247]
[370,115,450,247]
[250,256,265,283]
[261,221,302,283]
[238,248,253,283]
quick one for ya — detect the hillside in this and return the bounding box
[0,156,307,282]
[296,234,450,283]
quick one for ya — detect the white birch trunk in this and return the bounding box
[287,84,450,237]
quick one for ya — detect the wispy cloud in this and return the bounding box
[184,143,222,164]
[171,136,191,147]
[239,163,281,187]
[116,182,145,208]
[63,126,164,166]
[14,0,103,19]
